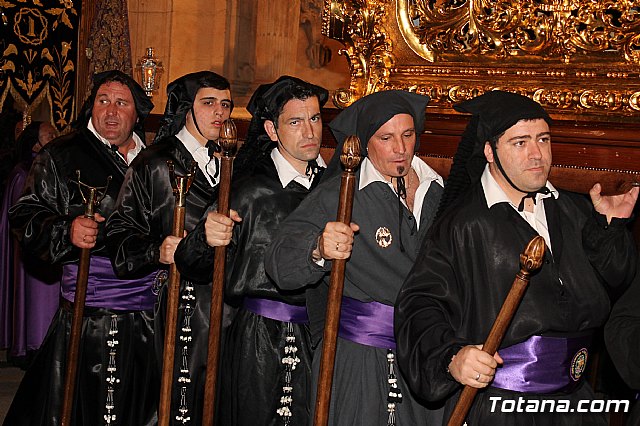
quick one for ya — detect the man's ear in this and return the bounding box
[264,120,278,142]
[484,141,494,163]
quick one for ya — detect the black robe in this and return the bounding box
[105,134,218,425]
[395,182,637,426]
[605,262,640,425]
[265,162,444,426]
[5,129,158,426]
[176,151,317,425]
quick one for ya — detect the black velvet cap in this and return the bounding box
[454,90,551,148]
[435,90,552,218]
[247,75,329,122]
[153,71,232,144]
[75,70,153,136]
[325,90,430,178]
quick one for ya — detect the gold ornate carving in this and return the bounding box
[324,0,640,119]
[322,0,395,107]
[401,0,640,64]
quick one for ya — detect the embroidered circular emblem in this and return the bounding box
[152,270,169,295]
[375,227,393,248]
[570,348,588,381]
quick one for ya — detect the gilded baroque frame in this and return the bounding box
[323,0,640,121]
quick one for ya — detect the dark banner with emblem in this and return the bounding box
[0,0,81,131]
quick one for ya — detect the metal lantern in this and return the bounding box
[136,47,163,97]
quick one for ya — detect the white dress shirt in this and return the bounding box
[481,164,558,252]
[271,148,327,190]
[176,126,218,187]
[359,156,444,230]
[88,118,145,164]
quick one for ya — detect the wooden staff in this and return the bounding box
[447,235,546,426]
[314,136,362,426]
[61,172,111,426]
[202,119,238,426]
[158,161,197,426]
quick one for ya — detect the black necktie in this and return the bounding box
[205,141,221,181]
[305,159,323,180]
[517,187,551,212]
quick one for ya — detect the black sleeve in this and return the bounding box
[605,263,640,389]
[582,206,637,288]
[106,163,162,277]
[9,150,77,264]
[174,205,216,283]
[264,185,332,291]
[394,223,470,403]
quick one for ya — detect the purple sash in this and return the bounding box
[62,256,157,311]
[338,297,396,350]
[492,334,593,394]
[243,297,309,323]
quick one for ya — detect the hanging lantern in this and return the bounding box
[136,47,163,97]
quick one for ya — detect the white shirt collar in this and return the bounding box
[480,164,558,209]
[358,155,444,191]
[176,126,206,156]
[480,164,557,252]
[176,126,218,187]
[358,156,443,229]
[87,118,145,164]
[271,147,327,189]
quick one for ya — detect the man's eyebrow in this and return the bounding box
[199,96,232,103]
[286,112,321,121]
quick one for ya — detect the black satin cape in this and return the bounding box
[106,135,219,425]
[605,262,640,425]
[6,130,158,425]
[395,183,637,425]
[265,169,445,425]
[10,129,127,264]
[175,151,317,425]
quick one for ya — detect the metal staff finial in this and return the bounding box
[168,161,198,208]
[74,170,112,218]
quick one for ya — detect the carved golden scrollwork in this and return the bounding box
[401,0,640,64]
[324,0,640,119]
[322,0,395,108]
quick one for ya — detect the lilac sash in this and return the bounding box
[243,297,309,323]
[492,334,593,394]
[338,297,396,350]
[62,256,157,311]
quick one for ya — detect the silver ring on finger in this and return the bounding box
[475,372,481,381]
[82,235,87,242]
[336,242,340,251]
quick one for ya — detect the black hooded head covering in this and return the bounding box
[327,89,430,252]
[234,75,329,177]
[14,121,43,164]
[437,90,552,216]
[74,70,153,141]
[152,71,232,145]
[325,90,430,179]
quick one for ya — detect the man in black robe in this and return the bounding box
[174,75,328,426]
[5,70,156,425]
[395,91,639,426]
[106,71,232,425]
[265,90,445,426]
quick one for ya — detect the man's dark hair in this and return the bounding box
[270,83,320,128]
[74,70,153,133]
